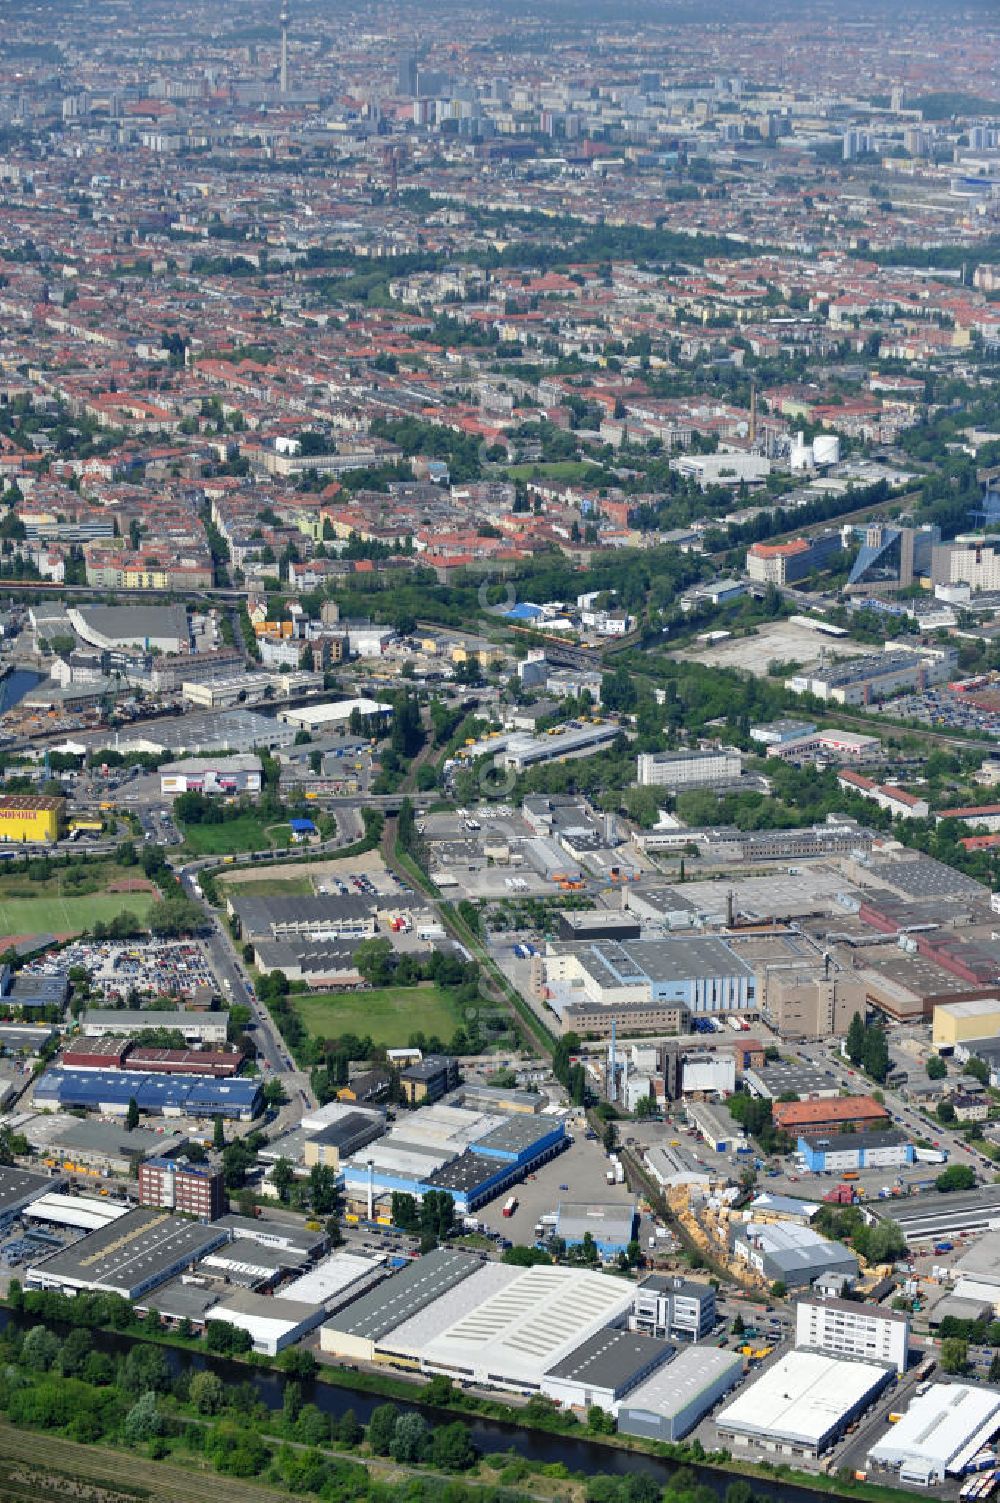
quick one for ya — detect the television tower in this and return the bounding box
[279,2,289,95]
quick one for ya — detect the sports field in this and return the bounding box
[0,889,157,940]
[293,984,462,1047]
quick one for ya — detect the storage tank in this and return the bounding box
[789,431,812,470]
[813,434,841,467]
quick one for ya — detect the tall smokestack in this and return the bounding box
[608,1020,617,1104]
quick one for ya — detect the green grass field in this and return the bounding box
[293,983,462,1047]
[0,889,157,940]
[178,815,293,856]
[503,461,606,483]
[223,875,315,897]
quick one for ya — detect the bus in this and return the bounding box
[502,1196,517,1218]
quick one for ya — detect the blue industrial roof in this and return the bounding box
[289,818,317,832]
[36,1068,261,1118]
[505,602,543,620]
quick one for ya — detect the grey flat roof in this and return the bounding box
[323,1247,479,1343]
[429,1150,497,1194]
[884,1185,1000,1241]
[113,709,296,754]
[145,1277,227,1323]
[865,855,986,901]
[214,1213,326,1255]
[28,1208,224,1293]
[801,1129,907,1152]
[82,1009,229,1032]
[204,1238,304,1273]
[0,1166,55,1214]
[232,894,376,935]
[556,1202,637,1241]
[472,1116,557,1155]
[28,1117,185,1160]
[620,1345,743,1423]
[544,1329,672,1391]
[78,604,189,643]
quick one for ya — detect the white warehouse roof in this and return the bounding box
[26,1192,130,1232]
[718,1351,889,1450]
[281,699,392,728]
[276,1250,384,1309]
[403,1264,636,1390]
[868,1384,1000,1481]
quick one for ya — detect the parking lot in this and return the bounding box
[24,939,218,1003]
[476,1118,653,1245]
[882,684,1000,738]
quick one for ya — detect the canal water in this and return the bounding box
[0,668,42,715]
[0,1312,837,1503]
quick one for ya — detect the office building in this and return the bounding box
[631,1275,716,1342]
[637,748,742,790]
[798,1130,914,1174]
[399,1055,459,1105]
[746,534,840,586]
[795,1295,908,1374]
[138,1158,225,1220]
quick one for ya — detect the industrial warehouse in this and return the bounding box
[33,1068,262,1120]
[716,1351,895,1459]
[338,1103,567,1218]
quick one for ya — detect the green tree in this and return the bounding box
[125,1095,140,1131]
[368,1403,399,1455]
[337,1409,363,1447]
[21,1325,60,1372]
[190,1370,225,1414]
[845,1011,866,1067]
[124,1391,164,1445]
[926,1055,947,1079]
[213,1114,225,1151]
[273,1157,295,1203]
[937,1163,976,1193]
[862,1024,890,1084]
[431,1421,477,1469]
[587,1406,616,1435]
[390,1411,428,1463]
[940,1336,968,1374]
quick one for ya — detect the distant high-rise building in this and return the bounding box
[842,128,872,161]
[279,1,290,95]
[397,52,417,96]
